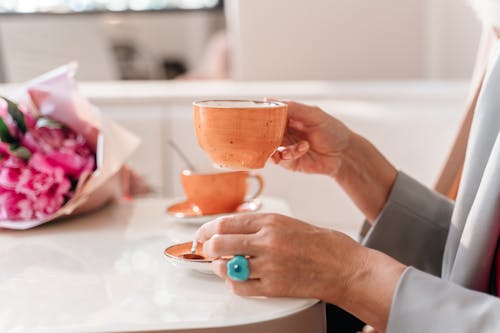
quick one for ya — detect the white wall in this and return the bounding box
[102,11,224,73]
[427,0,483,78]
[0,16,120,81]
[0,11,223,82]
[0,1,482,82]
[226,0,482,80]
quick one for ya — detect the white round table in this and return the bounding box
[0,197,324,333]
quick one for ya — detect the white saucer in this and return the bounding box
[163,242,215,275]
[166,199,261,225]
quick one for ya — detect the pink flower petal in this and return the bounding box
[28,153,56,175]
[0,192,33,220]
[0,98,7,117]
[0,167,22,190]
[46,151,92,179]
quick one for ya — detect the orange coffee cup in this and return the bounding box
[193,100,288,169]
[181,169,264,215]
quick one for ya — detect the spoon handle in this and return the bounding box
[168,139,197,171]
[190,240,198,254]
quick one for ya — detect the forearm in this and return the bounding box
[334,132,397,222]
[322,244,406,332]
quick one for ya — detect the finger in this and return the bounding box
[273,141,309,161]
[195,213,266,242]
[212,258,228,279]
[212,257,263,280]
[202,234,260,257]
[226,279,268,296]
[270,151,281,164]
[271,150,293,164]
[282,101,317,124]
[276,159,297,171]
[288,118,305,131]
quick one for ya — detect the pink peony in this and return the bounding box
[0,156,25,190]
[0,154,72,220]
[0,166,22,190]
[46,151,95,179]
[21,126,94,179]
[0,191,34,220]
[0,98,96,222]
[23,153,71,200]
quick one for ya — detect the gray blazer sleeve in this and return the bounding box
[362,172,453,276]
[388,267,500,332]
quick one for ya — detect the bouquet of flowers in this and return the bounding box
[0,96,95,220]
[0,63,141,229]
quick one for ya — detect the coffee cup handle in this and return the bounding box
[245,173,264,201]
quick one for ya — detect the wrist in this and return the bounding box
[332,132,397,222]
[329,241,371,305]
[341,248,406,331]
[309,229,371,303]
[330,130,358,181]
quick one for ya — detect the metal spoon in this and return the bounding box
[190,239,198,254]
[168,139,197,171]
[180,240,205,260]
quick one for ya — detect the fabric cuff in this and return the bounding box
[362,171,453,275]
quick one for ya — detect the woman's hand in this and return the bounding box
[270,100,352,178]
[195,213,406,332]
[195,213,366,300]
[271,100,398,222]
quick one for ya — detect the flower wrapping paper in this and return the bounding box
[0,63,140,230]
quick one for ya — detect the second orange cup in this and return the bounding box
[181,169,264,215]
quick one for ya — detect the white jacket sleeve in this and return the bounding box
[362,172,454,276]
[388,267,500,332]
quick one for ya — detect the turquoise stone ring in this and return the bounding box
[227,255,250,281]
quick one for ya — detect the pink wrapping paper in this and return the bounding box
[0,63,140,230]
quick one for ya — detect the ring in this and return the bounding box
[227,255,250,281]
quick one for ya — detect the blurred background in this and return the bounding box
[0,0,484,232]
[0,0,481,83]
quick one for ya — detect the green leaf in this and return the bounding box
[10,145,31,160]
[3,97,27,133]
[0,117,16,144]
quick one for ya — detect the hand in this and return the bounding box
[195,213,406,332]
[270,100,352,178]
[271,100,397,222]
[195,213,367,301]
